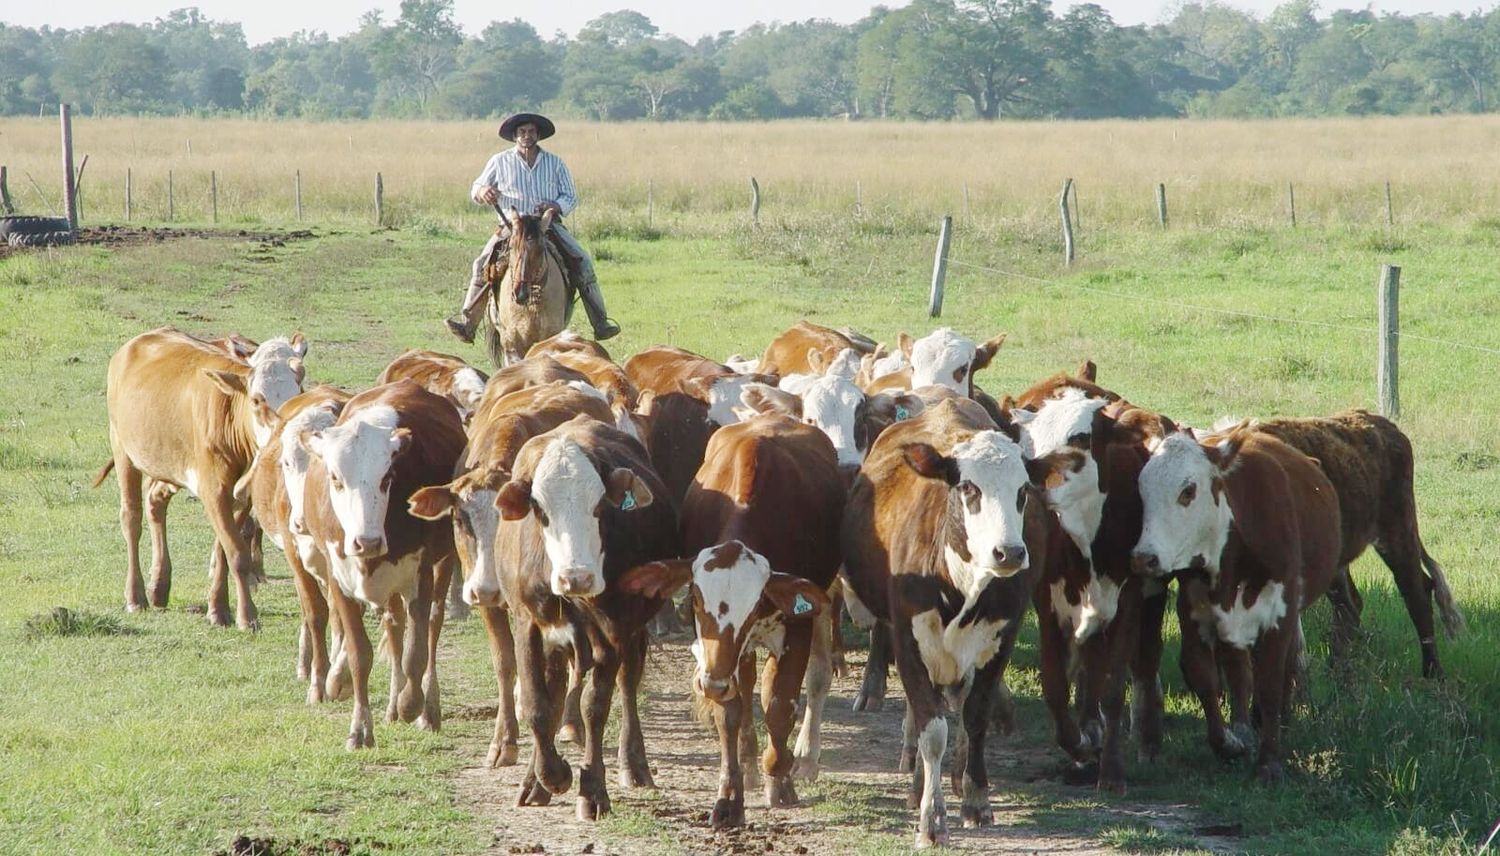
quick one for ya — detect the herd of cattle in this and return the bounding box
[96,321,1467,848]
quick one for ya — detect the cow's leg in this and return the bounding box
[287,548,331,704]
[615,629,653,788]
[853,621,890,712]
[711,667,747,830]
[988,630,1019,735]
[113,452,147,612]
[325,592,352,701]
[1250,620,1293,783]
[445,565,470,621]
[1095,585,1140,794]
[1175,582,1236,759]
[891,624,948,849]
[1037,593,1085,765]
[577,643,621,821]
[1076,632,1109,754]
[828,586,849,679]
[1374,533,1443,678]
[409,558,443,730]
[1131,584,1168,762]
[1326,566,1362,661]
[328,583,374,749]
[480,606,520,767]
[382,598,409,724]
[793,608,834,782]
[958,655,1002,828]
[898,702,917,775]
[517,621,571,805]
[762,619,813,807]
[1220,643,1255,751]
[144,479,175,608]
[201,489,257,630]
[737,655,761,792]
[559,663,584,744]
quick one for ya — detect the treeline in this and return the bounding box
[4,0,1500,121]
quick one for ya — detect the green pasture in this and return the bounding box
[0,212,1495,855]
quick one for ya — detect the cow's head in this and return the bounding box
[906,328,1006,395]
[680,372,769,427]
[450,366,487,419]
[1014,388,1114,550]
[495,434,654,598]
[279,401,342,537]
[409,464,509,607]
[300,405,410,560]
[241,333,309,447]
[903,430,1032,578]
[618,541,828,703]
[1131,428,1244,579]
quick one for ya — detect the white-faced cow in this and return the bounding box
[488,416,679,820]
[1131,425,1341,781]
[841,397,1045,848]
[100,327,306,629]
[619,414,845,829]
[299,380,466,749]
[903,328,1007,397]
[377,349,489,421]
[757,320,874,378]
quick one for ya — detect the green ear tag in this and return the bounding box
[895,405,911,421]
[621,491,637,511]
[792,593,813,615]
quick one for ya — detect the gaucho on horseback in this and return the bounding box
[446,112,620,353]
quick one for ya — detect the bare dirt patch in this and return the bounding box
[0,224,315,260]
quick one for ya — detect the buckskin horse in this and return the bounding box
[483,208,571,368]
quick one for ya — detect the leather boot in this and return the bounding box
[576,279,620,341]
[446,277,492,344]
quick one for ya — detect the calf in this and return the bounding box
[300,380,466,749]
[377,349,489,420]
[1131,425,1341,781]
[842,397,1044,847]
[620,414,845,828]
[101,327,306,628]
[1250,410,1464,677]
[489,416,678,819]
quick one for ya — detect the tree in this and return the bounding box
[52,25,171,114]
[368,0,461,113]
[149,8,250,111]
[438,20,561,117]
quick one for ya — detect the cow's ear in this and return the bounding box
[1205,422,1251,472]
[617,560,693,599]
[762,573,830,619]
[288,357,306,385]
[290,332,309,358]
[389,427,413,457]
[635,388,657,417]
[540,208,556,232]
[1025,456,1061,490]
[867,391,922,424]
[678,375,714,402]
[806,348,827,376]
[252,394,278,430]
[1076,359,1097,382]
[897,332,915,358]
[297,428,326,460]
[972,333,1008,373]
[205,368,247,396]
[224,335,257,361]
[1089,407,1116,489]
[408,486,456,521]
[495,480,533,521]
[902,443,959,485]
[741,383,801,418]
[605,468,654,511]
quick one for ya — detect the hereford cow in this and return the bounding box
[842,397,1045,847]
[299,380,466,749]
[1248,410,1464,677]
[903,328,1007,397]
[758,320,872,378]
[377,349,489,420]
[1131,425,1341,781]
[409,381,620,768]
[619,414,846,829]
[100,327,307,628]
[545,349,643,439]
[487,416,678,819]
[525,329,612,361]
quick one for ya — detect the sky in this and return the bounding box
[0,0,1489,45]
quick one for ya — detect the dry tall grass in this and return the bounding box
[4,115,1500,230]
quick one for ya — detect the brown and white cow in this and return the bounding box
[299,380,466,749]
[1248,410,1464,677]
[1131,425,1341,781]
[472,355,591,416]
[758,320,871,378]
[409,380,620,768]
[377,349,489,421]
[619,414,845,829]
[842,397,1045,847]
[241,385,353,704]
[487,416,679,819]
[101,327,306,628]
[546,349,643,439]
[902,328,1007,397]
[525,329,612,362]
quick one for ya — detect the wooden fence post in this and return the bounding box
[0,166,13,214]
[1378,264,1400,420]
[1385,180,1394,226]
[125,168,132,221]
[60,104,78,231]
[855,180,863,218]
[749,177,761,229]
[375,172,384,227]
[963,183,971,219]
[294,170,303,222]
[1060,178,1076,266]
[647,178,654,228]
[929,215,953,318]
[168,170,175,222]
[210,171,218,224]
[1156,182,1168,228]
[1288,182,1296,227]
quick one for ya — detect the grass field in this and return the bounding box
[1,116,1497,855]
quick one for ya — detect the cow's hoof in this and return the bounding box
[125,600,147,614]
[539,755,573,795]
[577,790,611,821]
[305,683,325,706]
[914,817,950,849]
[1062,761,1100,787]
[207,608,233,628]
[960,800,992,829]
[345,730,374,751]
[417,713,440,732]
[148,588,170,609]
[897,747,916,774]
[618,762,653,789]
[852,691,884,713]
[792,756,819,782]
[765,776,798,808]
[558,723,582,744]
[1097,774,1127,796]
[711,798,745,830]
[487,741,520,768]
[517,780,552,807]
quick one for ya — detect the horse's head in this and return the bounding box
[506,207,555,289]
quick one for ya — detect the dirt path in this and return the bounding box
[452,639,1230,856]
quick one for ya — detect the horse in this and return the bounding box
[482,208,572,368]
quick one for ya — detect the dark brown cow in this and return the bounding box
[299,380,466,749]
[490,416,679,819]
[842,397,1045,848]
[619,414,845,829]
[377,349,489,419]
[1131,425,1341,781]
[409,381,619,768]
[240,385,352,704]
[1249,410,1464,677]
[101,327,306,628]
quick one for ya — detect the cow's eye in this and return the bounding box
[1178,482,1197,507]
[959,481,980,504]
[1017,486,1027,512]
[532,500,549,527]
[380,473,394,491]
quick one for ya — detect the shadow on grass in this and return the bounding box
[23,606,138,640]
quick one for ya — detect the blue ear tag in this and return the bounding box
[620,491,637,511]
[792,593,813,615]
[895,405,911,421]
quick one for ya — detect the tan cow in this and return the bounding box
[377,349,489,421]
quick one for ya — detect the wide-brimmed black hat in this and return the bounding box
[498,113,555,141]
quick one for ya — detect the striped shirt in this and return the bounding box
[470,147,578,217]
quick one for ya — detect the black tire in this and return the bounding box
[0,215,74,247]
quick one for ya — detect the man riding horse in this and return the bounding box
[446,113,620,344]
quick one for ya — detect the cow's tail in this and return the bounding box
[1423,548,1466,639]
[91,459,115,489]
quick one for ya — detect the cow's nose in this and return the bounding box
[351,536,385,557]
[463,578,500,606]
[1131,551,1161,576]
[698,675,736,703]
[992,544,1027,570]
[289,516,308,536]
[556,569,601,597]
